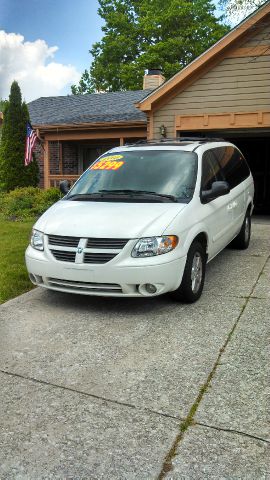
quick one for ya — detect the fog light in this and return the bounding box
[145,284,157,294]
[29,273,36,283]
[29,273,43,285]
[35,275,43,284]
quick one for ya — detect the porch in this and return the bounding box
[41,126,147,188]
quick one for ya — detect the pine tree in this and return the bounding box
[0,99,8,144]
[0,81,39,191]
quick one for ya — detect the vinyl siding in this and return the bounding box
[153,23,270,138]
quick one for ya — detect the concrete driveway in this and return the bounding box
[0,222,269,479]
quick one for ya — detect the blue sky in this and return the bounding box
[0,0,103,71]
[0,0,225,101]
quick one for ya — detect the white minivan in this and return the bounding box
[25,138,254,302]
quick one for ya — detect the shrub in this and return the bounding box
[32,188,61,216]
[0,187,61,220]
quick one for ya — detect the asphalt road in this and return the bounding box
[0,222,269,479]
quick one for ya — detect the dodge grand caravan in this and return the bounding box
[25,138,254,302]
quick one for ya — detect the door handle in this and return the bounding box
[228,201,238,211]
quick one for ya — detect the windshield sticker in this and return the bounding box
[91,155,125,171]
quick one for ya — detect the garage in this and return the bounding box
[136,1,270,215]
[229,134,270,214]
[179,130,270,214]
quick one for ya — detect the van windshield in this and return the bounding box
[67,149,198,203]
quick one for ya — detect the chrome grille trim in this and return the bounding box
[48,245,78,252]
[48,235,79,247]
[47,277,122,293]
[86,238,129,249]
[84,253,116,264]
[51,250,76,262]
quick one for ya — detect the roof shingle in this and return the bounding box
[28,90,152,126]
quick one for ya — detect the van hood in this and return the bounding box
[35,200,187,238]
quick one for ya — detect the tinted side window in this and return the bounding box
[214,146,250,189]
[201,150,224,191]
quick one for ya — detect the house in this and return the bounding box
[30,1,270,213]
[136,1,270,213]
[28,86,155,188]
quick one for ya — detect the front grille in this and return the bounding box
[48,235,129,264]
[86,238,129,249]
[84,253,116,264]
[48,235,79,247]
[51,250,76,262]
[47,277,122,294]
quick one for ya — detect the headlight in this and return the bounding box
[30,229,44,251]
[131,236,178,258]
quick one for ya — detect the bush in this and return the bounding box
[32,188,62,216]
[0,187,61,220]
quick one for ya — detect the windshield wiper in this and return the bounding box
[67,190,178,203]
[98,189,178,202]
[66,193,105,200]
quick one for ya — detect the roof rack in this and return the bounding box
[125,137,225,146]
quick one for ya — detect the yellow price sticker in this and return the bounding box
[91,155,125,171]
[102,155,124,161]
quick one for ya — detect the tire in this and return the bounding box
[170,241,206,303]
[231,210,251,250]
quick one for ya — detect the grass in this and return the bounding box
[0,218,35,304]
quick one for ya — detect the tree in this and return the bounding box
[0,99,8,115]
[0,99,8,143]
[220,0,266,23]
[71,0,229,94]
[0,81,39,192]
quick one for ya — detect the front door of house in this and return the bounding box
[82,145,118,172]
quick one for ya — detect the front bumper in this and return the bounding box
[25,246,187,297]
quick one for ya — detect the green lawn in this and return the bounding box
[0,218,35,304]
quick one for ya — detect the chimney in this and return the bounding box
[143,69,165,90]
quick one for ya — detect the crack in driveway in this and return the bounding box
[157,253,270,479]
[195,421,270,445]
[0,368,183,423]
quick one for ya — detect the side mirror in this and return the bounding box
[59,180,70,195]
[201,181,230,204]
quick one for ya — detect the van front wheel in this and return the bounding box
[170,241,206,303]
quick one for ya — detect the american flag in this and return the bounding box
[24,122,38,166]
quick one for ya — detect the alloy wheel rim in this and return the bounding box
[191,252,203,294]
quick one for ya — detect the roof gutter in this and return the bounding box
[34,119,147,133]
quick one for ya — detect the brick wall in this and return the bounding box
[33,141,79,188]
[49,141,60,175]
[62,142,79,174]
[33,143,44,188]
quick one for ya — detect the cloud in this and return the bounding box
[0,31,81,101]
